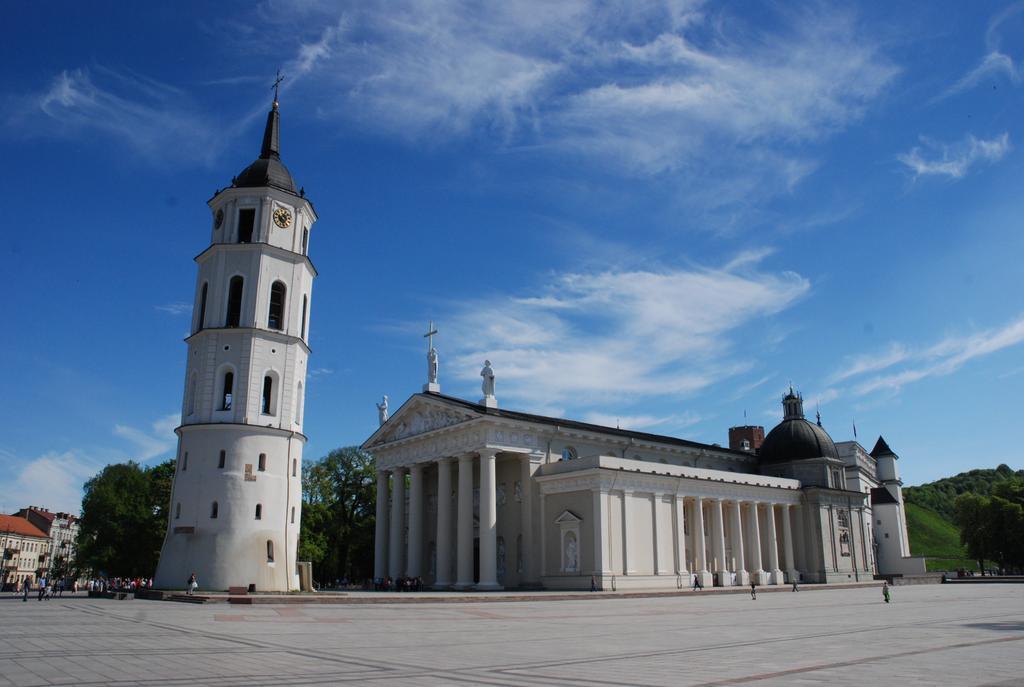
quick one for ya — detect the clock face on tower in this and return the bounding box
[273,207,292,228]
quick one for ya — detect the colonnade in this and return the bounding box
[605,492,800,586]
[682,497,798,585]
[374,449,532,590]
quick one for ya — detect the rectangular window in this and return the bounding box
[238,209,255,243]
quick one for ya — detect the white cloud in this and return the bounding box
[937,3,1024,101]
[0,451,99,515]
[898,133,1010,179]
[155,302,192,316]
[3,68,225,165]
[830,343,910,383]
[267,1,895,216]
[113,413,178,462]
[439,250,808,410]
[580,411,701,432]
[844,314,1024,395]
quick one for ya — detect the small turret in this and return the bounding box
[871,436,900,484]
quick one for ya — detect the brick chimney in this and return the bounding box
[728,425,765,453]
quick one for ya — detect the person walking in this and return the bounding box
[750,582,757,600]
[792,579,799,592]
[22,580,29,602]
[882,581,891,604]
[590,575,597,592]
[187,572,197,595]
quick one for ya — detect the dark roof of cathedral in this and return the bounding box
[758,416,841,463]
[233,102,298,194]
[871,486,899,505]
[419,392,753,458]
[870,436,895,458]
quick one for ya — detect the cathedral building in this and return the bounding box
[154,93,316,592]
[364,377,921,590]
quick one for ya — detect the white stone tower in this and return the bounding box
[154,93,316,592]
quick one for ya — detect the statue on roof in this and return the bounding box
[481,360,495,398]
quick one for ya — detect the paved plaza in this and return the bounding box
[1,584,1022,686]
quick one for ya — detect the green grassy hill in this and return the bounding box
[904,464,1023,521]
[905,502,974,571]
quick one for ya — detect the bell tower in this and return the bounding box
[154,91,317,592]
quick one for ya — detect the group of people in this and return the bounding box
[17,576,76,601]
[372,576,424,591]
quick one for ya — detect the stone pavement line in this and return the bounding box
[62,600,458,684]
[686,635,1024,687]
[61,602,407,682]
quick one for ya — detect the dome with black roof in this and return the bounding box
[232,99,298,194]
[759,389,839,464]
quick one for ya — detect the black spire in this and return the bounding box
[232,80,297,194]
[259,103,281,160]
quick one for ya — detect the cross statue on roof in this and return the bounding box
[424,321,439,387]
[272,69,285,103]
[424,320,438,351]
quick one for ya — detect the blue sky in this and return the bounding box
[3,1,1023,513]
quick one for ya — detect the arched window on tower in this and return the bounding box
[292,458,297,477]
[291,506,295,524]
[262,375,274,414]
[221,371,234,410]
[295,382,304,425]
[268,281,286,330]
[226,276,244,327]
[255,503,262,520]
[218,450,226,469]
[210,501,219,519]
[237,208,255,243]
[302,227,309,255]
[266,540,275,562]
[197,283,208,332]
[300,295,308,339]
[182,452,188,471]
[258,453,266,472]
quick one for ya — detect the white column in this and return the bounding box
[652,494,666,574]
[674,495,688,575]
[731,500,749,585]
[711,498,728,585]
[766,503,783,584]
[454,455,475,589]
[747,501,765,583]
[592,489,610,582]
[434,458,453,588]
[374,469,388,580]
[477,449,500,589]
[406,464,424,578]
[388,467,405,579]
[519,455,535,583]
[782,504,798,582]
[692,496,712,587]
[622,490,635,574]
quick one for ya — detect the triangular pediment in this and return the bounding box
[554,510,582,524]
[365,395,480,447]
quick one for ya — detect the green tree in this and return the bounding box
[76,459,174,578]
[297,447,376,584]
[953,492,991,573]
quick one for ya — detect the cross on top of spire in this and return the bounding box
[272,69,285,109]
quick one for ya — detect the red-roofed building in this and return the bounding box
[0,514,51,590]
[13,507,80,580]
